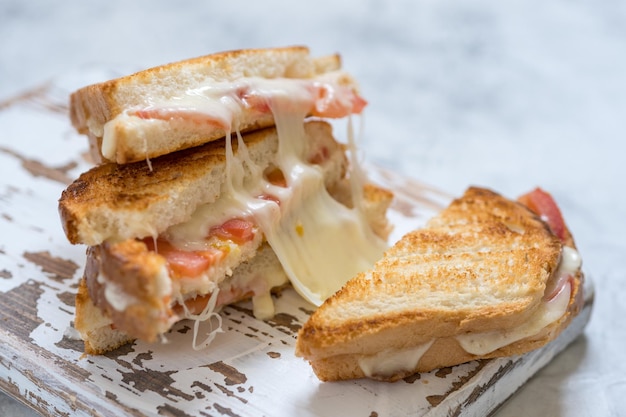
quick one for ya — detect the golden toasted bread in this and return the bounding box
[295,187,583,381]
[69,46,358,164]
[59,121,346,246]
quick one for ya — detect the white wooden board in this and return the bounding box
[0,71,593,417]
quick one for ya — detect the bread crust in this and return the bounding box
[68,46,352,164]
[304,266,584,382]
[295,187,583,381]
[305,285,582,382]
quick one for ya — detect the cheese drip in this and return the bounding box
[264,95,386,305]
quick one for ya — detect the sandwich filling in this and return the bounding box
[94,77,387,344]
[100,73,365,162]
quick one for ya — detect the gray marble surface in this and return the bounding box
[2,0,625,415]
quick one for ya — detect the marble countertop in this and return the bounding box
[1,0,624,415]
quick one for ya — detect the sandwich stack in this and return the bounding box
[58,46,394,354]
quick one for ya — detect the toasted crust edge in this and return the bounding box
[69,46,314,133]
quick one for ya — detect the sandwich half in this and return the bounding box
[295,186,584,382]
[69,46,363,165]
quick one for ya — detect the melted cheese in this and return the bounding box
[358,340,434,379]
[177,289,224,351]
[102,75,352,161]
[560,246,582,274]
[221,244,290,320]
[456,246,580,355]
[265,105,386,305]
[161,77,386,308]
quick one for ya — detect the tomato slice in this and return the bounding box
[310,84,367,118]
[144,238,223,278]
[132,108,228,128]
[132,82,367,126]
[139,218,255,278]
[239,90,271,113]
[544,273,573,301]
[209,218,256,245]
[518,188,567,241]
[173,293,214,316]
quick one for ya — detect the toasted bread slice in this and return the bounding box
[295,187,583,381]
[69,46,360,164]
[75,182,393,355]
[59,121,346,246]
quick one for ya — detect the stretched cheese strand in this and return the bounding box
[263,97,386,305]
